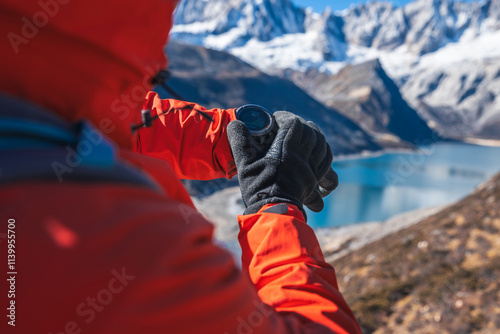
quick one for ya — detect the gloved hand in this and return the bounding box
[227,110,338,217]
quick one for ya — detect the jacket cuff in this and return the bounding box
[256,203,306,222]
[216,108,238,179]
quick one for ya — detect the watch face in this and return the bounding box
[236,105,273,135]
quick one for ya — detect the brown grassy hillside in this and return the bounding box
[332,172,500,333]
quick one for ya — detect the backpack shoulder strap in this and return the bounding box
[0,94,159,190]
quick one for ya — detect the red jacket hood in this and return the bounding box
[0,0,178,148]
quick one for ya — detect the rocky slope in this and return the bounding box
[286,59,437,147]
[332,172,500,333]
[401,56,500,140]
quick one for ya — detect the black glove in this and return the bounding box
[227,111,338,217]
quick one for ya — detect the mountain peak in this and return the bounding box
[174,0,500,58]
[172,0,305,48]
[295,59,436,146]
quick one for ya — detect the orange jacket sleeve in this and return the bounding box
[134,91,237,180]
[238,203,362,333]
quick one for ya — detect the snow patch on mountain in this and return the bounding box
[172,0,500,78]
[416,29,500,69]
[172,0,306,49]
[229,33,346,74]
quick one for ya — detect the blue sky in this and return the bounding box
[291,0,475,12]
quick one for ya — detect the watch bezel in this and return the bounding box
[235,104,274,136]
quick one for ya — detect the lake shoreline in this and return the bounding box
[334,139,500,162]
[463,137,500,147]
[194,186,449,263]
[193,141,500,261]
[314,141,500,226]
[316,205,447,262]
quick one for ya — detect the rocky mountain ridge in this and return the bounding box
[287,59,437,147]
[172,0,500,63]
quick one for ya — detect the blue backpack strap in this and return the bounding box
[0,95,159,190]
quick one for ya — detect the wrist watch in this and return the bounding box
[235,104,277,145]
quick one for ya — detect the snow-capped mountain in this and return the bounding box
[172,0,500,67]
[173,0,305,46]
[171,0,500,140]
[340,0,498,55]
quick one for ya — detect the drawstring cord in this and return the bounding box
[131,70,214,132]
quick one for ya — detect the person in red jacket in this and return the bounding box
[0,0,361,333]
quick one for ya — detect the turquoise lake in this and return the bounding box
[307,143,500,228]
